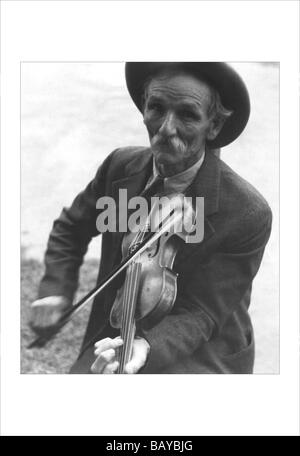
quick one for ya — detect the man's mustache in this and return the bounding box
[151,134,187,155]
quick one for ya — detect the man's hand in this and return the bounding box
[29,296,71,334]
[91,336,150,374]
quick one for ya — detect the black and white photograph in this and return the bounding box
[1,0,299,437]
[21,61,279,375]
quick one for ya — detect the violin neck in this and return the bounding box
[117,261,142,374]
[117,321,136,374]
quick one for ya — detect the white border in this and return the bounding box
[1,0,299,436]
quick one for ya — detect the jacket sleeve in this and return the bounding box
[38,151,116,301]
[139,208,272,373]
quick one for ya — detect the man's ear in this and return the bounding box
[206,116,226,141]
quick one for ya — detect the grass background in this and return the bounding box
[21,254,97,373]
[21,62,279,373]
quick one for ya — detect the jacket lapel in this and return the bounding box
[175,152,221,264]
[110,149,153,266]
[111,149,153,201]
[187,151,221,217]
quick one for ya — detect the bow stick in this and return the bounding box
[27,206,183,349]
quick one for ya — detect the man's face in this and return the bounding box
[143,72,216,176]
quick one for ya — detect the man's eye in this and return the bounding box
[148,103,163,113]
[180,110,198,120]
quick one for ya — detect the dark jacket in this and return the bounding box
[38,147,272,374]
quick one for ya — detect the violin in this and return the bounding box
[28,193,196,373]
[110,193,195,373]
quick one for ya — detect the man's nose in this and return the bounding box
[158,112,177,137]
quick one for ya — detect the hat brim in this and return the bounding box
[125,62,250,149]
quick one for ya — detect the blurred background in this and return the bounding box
[21,62,279,374]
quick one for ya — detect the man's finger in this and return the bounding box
[124,340,148,374]
[94,337,112,348]
[103,361,119,374]
[91,348,116,374]
[94,337,123,353]
[29,303,65,329]
[124,360,142,374]
[30,309,50,329]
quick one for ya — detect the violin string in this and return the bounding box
[120,260,139,372]
[120,262,132,372]
[127,316,136,364]
[119,264,132,372]
[129,265,141,363]
[121,261,133,371]
[121,264,135,371]
[122,262,136,372]
[133,209,150,248]
[122,261,140,371]
[131,226,143,250]
[133,203,151,248]
[128,264,142,367]
[119,261,133,373]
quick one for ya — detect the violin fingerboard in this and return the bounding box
[117,260,141,374]
[117,322,136,374]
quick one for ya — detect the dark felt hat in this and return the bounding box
[125,62,250,148]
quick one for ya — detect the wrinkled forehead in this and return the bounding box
[145,70,213,107]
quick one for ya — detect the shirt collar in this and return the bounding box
[152,151,205,194]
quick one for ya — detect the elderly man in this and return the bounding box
[29,62,272,374]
